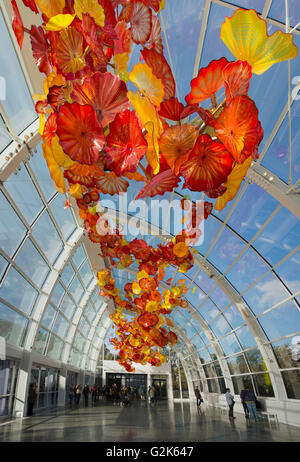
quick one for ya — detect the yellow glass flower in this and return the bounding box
[44,14,75,31]
[114,53,130,82]
[132,281,141,295]
[221,9,298,75]
[137,270,149,281]
[42,142,66,194]
[129,62,164,107]
[127,91,163,174]
[74,0,105,27]
[145,301,159,313]
[51,136,75,168]
[35,0,65,18]
[69,183,83,198]
[215,157,252,211]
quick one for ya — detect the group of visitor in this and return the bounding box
[194,385,260,422]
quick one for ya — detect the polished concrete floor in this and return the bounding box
[0,400,299,442]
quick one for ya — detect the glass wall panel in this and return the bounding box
[0,13,36,135]
[69,277,84,304]
[245,348,266,373]
[14,239,50,287]
[34,329,49,355]
[0,191,27,257]
[231,375,254,395]
[209,286,231,310]
[29,150,56,201]
[281,370,300,399]
[272,338,300,370]
[41,304,57,330]
[60,263,75,288]
[60,294,76,320]
[235,325,257,350]
[197,348,211,364]
[5,167,44,225]
[209,315,231,337]
[0,255,8,280]
[52,314,69,338]
[47,334,64,360]
[223,305,244,329]
[274,249,300,303]
[242,272,290,316]
[79,261,94,288]
[226,249,270,293]
[50,282,65,307]
[0,301,28,346]
[252,373,275,397]
[219,333,241,356]
[207,378,220,393]
[72,246,86,268]
[227,354,249,375]
[208,227,245,274]
[0,266,38,315]
[50,194,76,240]
[31,212,63,264]
[258,300,300,340]
[198,299,219,322]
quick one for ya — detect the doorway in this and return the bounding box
[151,375,167,400]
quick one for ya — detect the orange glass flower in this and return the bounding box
[159,124,198,176]
[180,134,234,192]
[56,102,105,165]
[215,95,260,164]
[185,58,229,105]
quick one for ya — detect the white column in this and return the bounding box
[57,365,67,407]
[13,349,32,418]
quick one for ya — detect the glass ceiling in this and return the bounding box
[0,0,299,400]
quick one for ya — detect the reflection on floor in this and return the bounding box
[0,401,299,442]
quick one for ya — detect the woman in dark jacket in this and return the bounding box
[27,383,37,416]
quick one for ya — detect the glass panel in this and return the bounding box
[0,266,38,315]
[60,263,75,288]
[59,294,76,320]
[50,194,76,240]
[227,354,249,375]
[47,334,64,360]
[203,362,216,378]
[0,13,36,135]
[160,0,206,102]
[29,147,56,201]
[72,246,86,268]
[69,276,84,304]
[185,285,206,308]
[226,248,270,293]
[199,217,223,256]
[214,360,223,377]
[274,249,300,304]
[34,329,49,355]
[209,286,231,311]
[0,301,28,346]
[223,305,244,329]
[0,254,8,281]
[242,272,290,316]
[252,373,275,397]
[190,334,204,352]
[31,212,63,264]
[227,184,279,241]
[219,333,241,356]
[245,348,266,373]
[0,191,27,257]
[268,0,300,29]
[235,325,257,350]
[195,271,216,293]
[208,227,246,274]
[50,282,65,308]
[52,313,69,338]
[281,370,300,399]
[41,304,57,330]
[5,166,44,225]
[207,378,220,393]
[272,338,300,369]
[209,315,231,337]
[258,300,300,340]
[253,208,300,265]
[231,375,254,395]
[197,348,211,364]
[0,115,12,152]
[79,261,94,288]
[14,239,50,287]
[198,299,219,322]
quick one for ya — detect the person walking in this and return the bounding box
[225,388,235,420]
[194,386,202,407]
[68,384,74,406]
[82,384,90,406]
[75,384,82,405]
[240,389,250,418]
[91,384,98,403]
[27,382,37,416]
[149,386,156,406]
[240,388,259,422]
